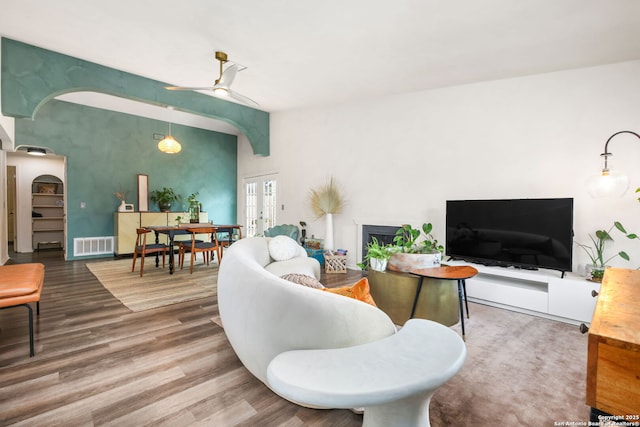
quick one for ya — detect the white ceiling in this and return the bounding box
[2,0,640,131]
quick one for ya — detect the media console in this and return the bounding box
[446,260,600,324]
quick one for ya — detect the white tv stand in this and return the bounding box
[446,260,600,325]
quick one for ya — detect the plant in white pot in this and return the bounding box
[387,223,445,272]
[309,177,344,252]
[576,223,630,282]
[358,237,393,272]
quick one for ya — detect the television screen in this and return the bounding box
[445,198,573,273]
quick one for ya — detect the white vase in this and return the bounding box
[324,213,334,251]
[370,258,388,272]
[118,200,127,212]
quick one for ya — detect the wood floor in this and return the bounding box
[0,247,364,426]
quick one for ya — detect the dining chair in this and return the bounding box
[132,228,170,277]
[178,227,222,273]
[217,226,243,260]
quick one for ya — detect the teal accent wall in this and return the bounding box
[2,37,270,156]
[16,100,237,259]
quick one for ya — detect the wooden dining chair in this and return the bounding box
[132,228,170,277]
[178,227,222,273]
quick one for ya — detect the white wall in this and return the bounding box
[238,60,640,273]
[6,152,66,254]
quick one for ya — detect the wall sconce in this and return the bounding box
[586,130,640,198]
[14,145,56,156]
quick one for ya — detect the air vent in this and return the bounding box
[74,236,114,256]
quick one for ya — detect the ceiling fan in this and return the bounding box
[165,51,258,107]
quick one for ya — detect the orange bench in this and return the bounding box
[0,263,45,357]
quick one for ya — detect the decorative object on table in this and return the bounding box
[387,223,444,273]
[299,221,307,246]
[575,223,630,282]
[114,190,134,212]
[358,236,393,272]
[305,237,323,250]
[174,215,183,225]
[586,130,640,198]
[150,187,181,212]
[187,192,200,223]
[309,177,345,252]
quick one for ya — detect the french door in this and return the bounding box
[243,173,277,237]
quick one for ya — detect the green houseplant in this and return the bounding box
[150,187,181,212]
[388,223,445,272]
[358,237,393,271]
[576,223,630,282]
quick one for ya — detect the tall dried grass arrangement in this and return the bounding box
[309,177,344,217]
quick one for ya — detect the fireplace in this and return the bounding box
[362,224,402,258]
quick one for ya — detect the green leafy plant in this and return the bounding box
[150,187,181,211]
[187,192,199,203]
[357,237,393,270]
[576,224,630,280]
[393,223,444,254]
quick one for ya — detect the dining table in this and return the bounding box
[145,223,243,274]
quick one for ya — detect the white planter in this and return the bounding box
[388,252,441,272]
[369,258,388,272]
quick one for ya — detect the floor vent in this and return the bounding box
[74,236,114,256]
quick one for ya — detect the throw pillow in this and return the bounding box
[281,273,325,289]
[268,235,300,261]
[322,278,377,306]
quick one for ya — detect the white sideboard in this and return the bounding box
[446,260,600,324]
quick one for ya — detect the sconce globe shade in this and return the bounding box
[586,170,629,198]
[158,135,182,154]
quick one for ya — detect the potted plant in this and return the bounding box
[387,223,445,272]
[150,187,181,212]
[576,223,630,282]
[358,237,393,272]
[187,192,200,223]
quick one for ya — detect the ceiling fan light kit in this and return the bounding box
[165,51,258,107]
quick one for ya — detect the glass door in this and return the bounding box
[243,174,277,237]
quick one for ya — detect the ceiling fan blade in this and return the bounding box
[217,63,238,87]
[165,86,216,91]
[227,89,259,107]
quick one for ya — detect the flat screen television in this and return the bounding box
[445,198,573,273]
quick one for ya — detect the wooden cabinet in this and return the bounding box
[114,212,208,255]
[586,268,640,417]
[32,176,64,250]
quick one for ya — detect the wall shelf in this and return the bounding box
[32,175,64,250]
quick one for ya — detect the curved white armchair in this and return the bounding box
[217,237,397,392]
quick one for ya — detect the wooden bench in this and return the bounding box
[267,318,467,427]
[0,263,45,357]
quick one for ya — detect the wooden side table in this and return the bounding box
[409,265,478,340]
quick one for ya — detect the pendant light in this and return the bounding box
[158,107,182,154]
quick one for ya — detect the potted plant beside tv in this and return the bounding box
[150,187,181,212]
[358,237,393,272]
[387,223,445,272]
[575,223,630,282]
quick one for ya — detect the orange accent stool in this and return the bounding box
[0,263,45,357]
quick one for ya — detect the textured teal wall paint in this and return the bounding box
[16,100,237,259]
[1,37,269,156]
